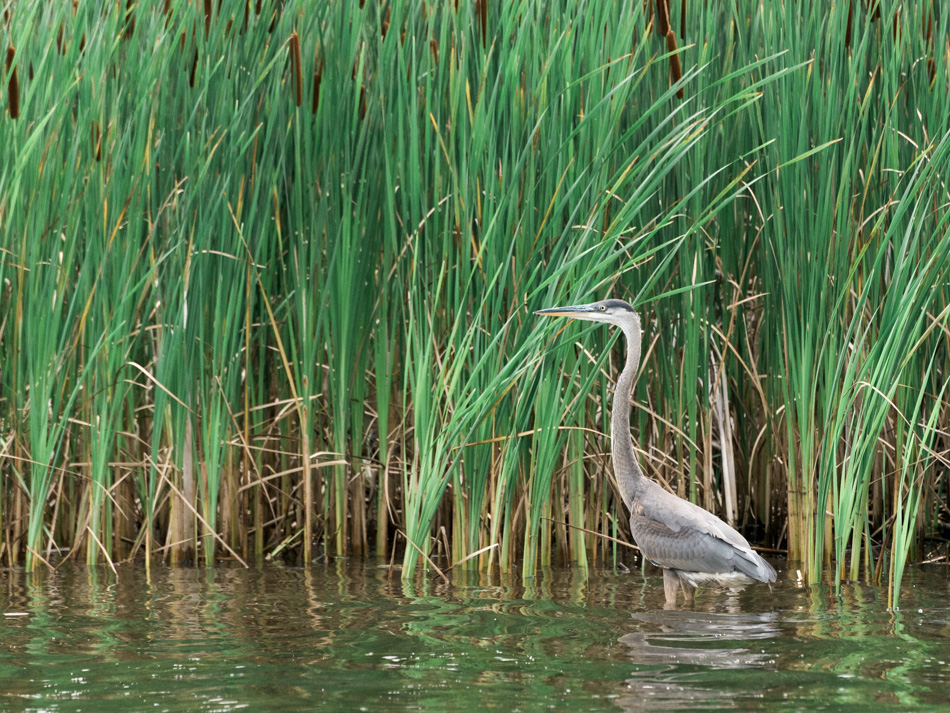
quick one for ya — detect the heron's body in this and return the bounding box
[536,298,775,608]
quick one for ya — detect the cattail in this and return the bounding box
[123,0,136,39]
[477,0,487,48]
[255,0,262,14]
[429,38,439,66]
[867,0,881,23]
[289,32,302,107]
[91,121,101,161]
[190,47,198,87]
[359,0,365,7]
[680,0,686,39]
[656,0,669,37]
[927,57,936,87]
[358,83,366,121]
[845,0,853,48]
[79,32,86,54]
[6,45,18,120]
[666,30,683,99]
[381,6,390,40]
[312,46,322,114]
[57,24,65,54]
[204,0,212,38]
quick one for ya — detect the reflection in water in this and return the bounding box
[617,609,779,711]
[0,564,947,712]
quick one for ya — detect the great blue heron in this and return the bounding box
[536,298,776,608]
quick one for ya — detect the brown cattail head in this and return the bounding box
[867,0,881,22]
[680,0,686,39]
[312,46,323,115]
[656,0,670,37]
[381,6,391,40]
[289,32,303,107]
[6,45,18,120]
[477,0,487,48]
[429,38,439,66]
[190,47,198,87]
[204,0,213,38]
[666,30,683,99]
[845,0,853,48]
[123,0,136,39]
[91,121,101,161]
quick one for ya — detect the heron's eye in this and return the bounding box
[599,305,606,312]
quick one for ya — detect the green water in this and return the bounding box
[1,562,948,712]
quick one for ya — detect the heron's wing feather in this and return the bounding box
[632,481,776,582]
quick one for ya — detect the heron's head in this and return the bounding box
[535,298,638,329]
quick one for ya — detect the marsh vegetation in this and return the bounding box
[0,0,948,606]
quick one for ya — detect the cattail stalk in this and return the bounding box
[666,30,683,99]
[289,32,302,107]
[6,45,18,120]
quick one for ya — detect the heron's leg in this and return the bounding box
[662,569,679,609]
[681,582,696,607]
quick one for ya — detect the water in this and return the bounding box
[1,561,948,712]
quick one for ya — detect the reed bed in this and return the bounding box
[0,0,947,604]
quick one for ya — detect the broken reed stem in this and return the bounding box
[289,32,302,107]
[6,44,17,120]
[666,30,683,99]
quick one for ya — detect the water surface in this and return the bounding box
[1,561,948,712]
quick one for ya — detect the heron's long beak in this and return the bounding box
[534,304,596,318]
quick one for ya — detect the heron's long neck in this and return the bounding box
[611,317,644,511]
